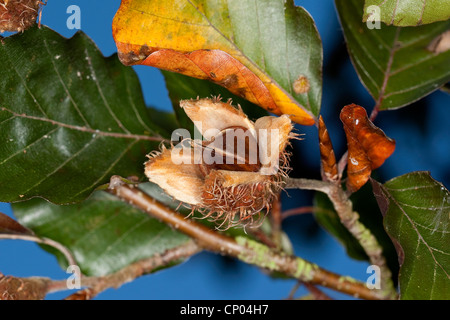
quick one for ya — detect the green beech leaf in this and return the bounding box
[0,26,165,204]
[371,172,450,299]
[12,183,192,276]
[363,0,450,26]
[336,0,450,110]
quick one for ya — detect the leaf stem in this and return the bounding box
[0,234,77,266]
[284,178,331,193]
[106,176,383,300]
[286,177,398,299]
[370,29,401,122]
[337,150,348,179]
[281,206,336,220]
[9,240,200,299]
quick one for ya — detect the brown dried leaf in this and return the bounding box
[64,288,96,300]
[318,116,338,182]
[340,104,395,192]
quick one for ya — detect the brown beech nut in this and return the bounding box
[145,97,297,229]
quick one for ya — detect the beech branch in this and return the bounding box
[0,240,200,300]
[48,240,201,300]
[106,176,383,300]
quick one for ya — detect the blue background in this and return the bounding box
[0,0,448,300]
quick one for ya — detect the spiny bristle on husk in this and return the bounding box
[0,0,42,33]
[145,96,297,230]
[199,170,284,230]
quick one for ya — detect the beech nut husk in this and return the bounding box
[145,97,297,229]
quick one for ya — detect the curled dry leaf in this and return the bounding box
[0,0,41,33]
[64,288,96,300]
[112,0,319,126]
[318,116,338,182]
[340,104,395,192]
[145,97,296,229]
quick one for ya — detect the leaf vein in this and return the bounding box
[84,48,131,134]
[350,49,381,92]
[43,39,92,128]
[0,114,15,126]
[389,54,443,77]
[71,139,140,199]
[385,185,450,279]
[0,127,59,166]
[375,28,401,106]
[69,207,125,246]
[123,70,154,134]
[1,46,48,117]
[20,136,101,196]
[384,74,449,98]
[91,217,151,264]
[0,108,163,142]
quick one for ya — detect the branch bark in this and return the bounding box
[0,240,200,300]
[46,240,201,300]
[286,178,397,299]
[0,273,50,300]
[106,176,383,300]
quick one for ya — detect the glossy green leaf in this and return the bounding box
[336,0,450,110]
[0,26,165,204]
[363,0,450,26]
[372,171,450,299]
[146,106,181,138]
[12,183,192,276]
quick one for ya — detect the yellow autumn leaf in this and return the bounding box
[112,0,323,125]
